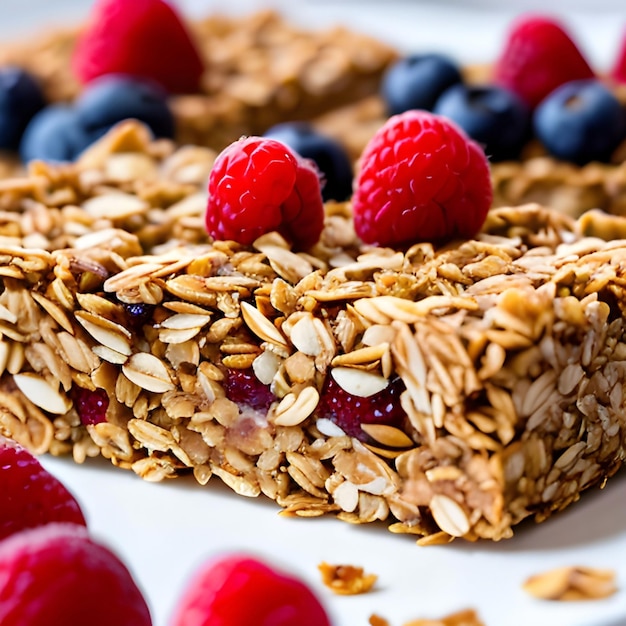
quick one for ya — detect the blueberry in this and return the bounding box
[0,67,46,151]
[263,122,353,201]
[19,105,99,163]
[381,53,463,116]
[533,79,626,165]
[433,84,531,161]
[75,74,175,140]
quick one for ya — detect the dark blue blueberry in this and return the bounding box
[0,67,46,151]
[122,302,155,332]
[533,79,626,165]
[381,53,463,116]
[75,74,175,140]
[263,122,353,202]
[433,83,531,161]
[19,105,99,163]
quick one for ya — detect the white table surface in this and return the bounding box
[3,2,626,625]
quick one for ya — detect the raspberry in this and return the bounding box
[493,15,594,109]
[316,374,407,441]
[171,553,331,626]
[70,386,109,425]
[71,0,205,94]
[224,368,275,413]
[0,436,86,541]
[205,137,325,250]
[0,523,152,626]
[352,110,492,247]
[611,29,626,84]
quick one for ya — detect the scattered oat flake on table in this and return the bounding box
[522,566,618,601]
[403,609,485,626]
[369,609,484,626]
[317,562,377,595]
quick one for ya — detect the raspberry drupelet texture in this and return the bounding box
[205,137,325,250]
[171,553,331,626]
[493,15,594,109]
[0,436,86,541]
[352,110,492,247]
[71,0,205,94]
[0,523,152,626]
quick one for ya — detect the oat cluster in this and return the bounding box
[0,121,624,543]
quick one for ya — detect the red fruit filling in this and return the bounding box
[316,374,407,441]
[223,368,275,413]
[205,136,325,250]
[0,523,152,626]
[70,386,109,425]
[352,110,492,247]
[0,437,86,541]
[171,553,331,626]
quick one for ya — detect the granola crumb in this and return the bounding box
[318,561,378,595]
[522,566,618,601]
[369,609,485,626]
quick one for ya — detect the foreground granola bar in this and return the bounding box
[0,124,624,542]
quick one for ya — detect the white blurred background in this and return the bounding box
[0,0,624,71]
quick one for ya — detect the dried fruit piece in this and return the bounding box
[352,110,492,246]
[205,136,325,250]
[171,553,331,626]
[0,436,86,541]
[71,0,205,94]
[224,368,276,413]
[315,373,407,441]
[70,387,109,426]
[0,523,152,626]
[493,15,594,108]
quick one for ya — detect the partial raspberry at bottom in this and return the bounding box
[0,436,86,541]
[171,553,332,626]
[0,523,152,626]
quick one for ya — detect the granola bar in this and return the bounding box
[0,122,624,542]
